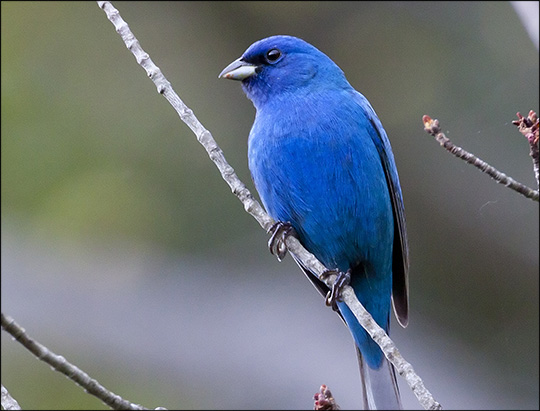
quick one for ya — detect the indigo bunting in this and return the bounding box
[219,35,409,410]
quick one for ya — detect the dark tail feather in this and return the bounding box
[357,347,402,410]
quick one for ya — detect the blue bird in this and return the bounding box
[219,35,409,410]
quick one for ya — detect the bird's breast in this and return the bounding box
[248,101,393,270]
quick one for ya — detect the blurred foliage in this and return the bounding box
[2,2,538,254]
[2,1,538,410]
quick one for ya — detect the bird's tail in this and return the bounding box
[357,347,402,410]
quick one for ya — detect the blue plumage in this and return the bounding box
[220,35,409,410]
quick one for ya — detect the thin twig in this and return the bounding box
[512,110,539,188]
[96,0,272,232]
[1,313,155,410]
[314,384,340,410]
[97,2,441,409]
[423,115,539,202]
[1,385,22,411]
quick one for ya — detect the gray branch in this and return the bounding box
[1,385,22,411]
[1,313,157,410]
[423,115,539,202]
[97,1,442,410]
[512,110,540,188]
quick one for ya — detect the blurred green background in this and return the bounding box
[2,1,538,410]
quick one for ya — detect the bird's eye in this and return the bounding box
[265,48,282,63]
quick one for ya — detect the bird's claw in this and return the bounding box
[267,221,296,262]
[320,268,351,312]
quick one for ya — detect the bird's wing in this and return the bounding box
[363,101,410,328]
[285,90,409,328]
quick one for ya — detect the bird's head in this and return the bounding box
[219,35,350,107]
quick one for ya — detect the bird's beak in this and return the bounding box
[218,58,257,81]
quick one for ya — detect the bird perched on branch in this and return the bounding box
[219,35,409,410]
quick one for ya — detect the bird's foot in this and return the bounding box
[320,268,351,312]
[267,221,296,262]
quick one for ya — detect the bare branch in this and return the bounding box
[314,384,340,410]
[423,115,539,202]
[96,0,272,233]
[512,110,539,188]
[97,2,442,410]
[1,385,22,411]
[1,313,157,410]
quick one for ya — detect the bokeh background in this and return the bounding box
[2,1,538,410]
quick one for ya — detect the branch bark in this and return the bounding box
[1,313,156,410]
[512,110,540,188]
[1,384,22,411]
[423,115,539,202]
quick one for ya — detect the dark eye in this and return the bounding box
[265,48,282,63]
